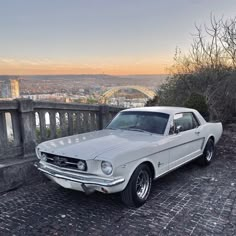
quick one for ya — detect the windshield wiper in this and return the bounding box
[124,127,152,134]
[106,127,153,134]
[105,127,119,130]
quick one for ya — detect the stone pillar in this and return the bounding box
[17,99,36,157]
[0,112,7,146]
[99,105,110,130]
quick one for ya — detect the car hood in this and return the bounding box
[38,129,164,160]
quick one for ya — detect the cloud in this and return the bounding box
[0,57,56,66]
[0,58,18,64]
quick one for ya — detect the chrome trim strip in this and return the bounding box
[35,162,125,187]
[119,137,205,168]
[154,153,202,180]
[42,161,84,174]
[143,137,205,159]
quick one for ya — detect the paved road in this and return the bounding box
[0,126,236,236]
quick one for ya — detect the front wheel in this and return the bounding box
[199,139,215,166]
[121,164,152,207]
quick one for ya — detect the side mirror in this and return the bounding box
[169,125,175,135]
[175,125,182,134]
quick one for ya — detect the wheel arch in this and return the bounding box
[202,135,215,151]
[209,135,215,144]
[118,159,156,191]
[120,160,154,207]
[141,161,155,180]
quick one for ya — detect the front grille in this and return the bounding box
[42,152,84,170]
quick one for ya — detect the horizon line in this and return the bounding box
[0,73,169,77]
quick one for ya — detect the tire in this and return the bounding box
[121,164,152,207]
[199,139,215,166]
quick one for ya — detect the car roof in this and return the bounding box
[121,106,197,116]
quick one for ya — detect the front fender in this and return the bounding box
[114,158,156,191]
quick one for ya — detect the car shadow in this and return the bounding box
[57,157,208,210]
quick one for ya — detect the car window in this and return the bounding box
[173,112,199,132]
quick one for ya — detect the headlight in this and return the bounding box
[77,160,87,171]
[101,161,113,175]
[36,147,41,159]
[41,153,47,162]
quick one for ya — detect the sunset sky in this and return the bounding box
[0,0,235,75]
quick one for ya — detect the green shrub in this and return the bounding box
[184,93,209,120]
[145,95,158,106]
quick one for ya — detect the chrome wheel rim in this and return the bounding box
[136,170,150,200]
[206,143,213,161]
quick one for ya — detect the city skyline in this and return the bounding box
[0,0,235,75]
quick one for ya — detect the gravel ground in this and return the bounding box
[0,125,236,236]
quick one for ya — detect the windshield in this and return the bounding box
[107,111,169,135]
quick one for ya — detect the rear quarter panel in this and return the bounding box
[194,111,223,149]
[200,122,223,149]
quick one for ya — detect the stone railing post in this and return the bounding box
[18,99,36,157]
[99,105,110,129]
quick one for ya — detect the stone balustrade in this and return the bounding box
[0,99,122,160]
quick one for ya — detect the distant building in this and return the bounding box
[1,79,20,98]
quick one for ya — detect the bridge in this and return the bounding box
[99,86,157,104]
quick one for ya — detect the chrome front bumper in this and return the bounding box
[34,161,125,187]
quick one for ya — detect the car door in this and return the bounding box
[144,113,170,177]
[168,112,205,169]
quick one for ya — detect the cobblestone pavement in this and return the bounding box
[0,126,236,236]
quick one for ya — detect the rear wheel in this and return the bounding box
[121,164,152,207]
[199,139,215,166]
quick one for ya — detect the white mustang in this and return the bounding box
[35,107,223,207]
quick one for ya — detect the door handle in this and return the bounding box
[195,131,200,135]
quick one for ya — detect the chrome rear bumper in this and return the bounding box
[34,161,125,187]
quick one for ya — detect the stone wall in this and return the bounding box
[0,99,122,161]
